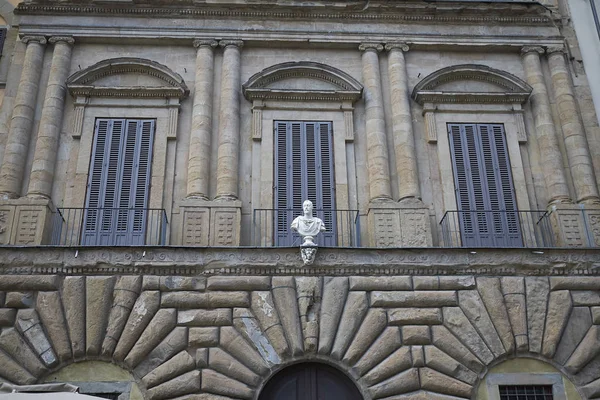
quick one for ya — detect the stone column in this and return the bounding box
[27,36,74,199]
[215,40,243,200]
[386,42,420,202]
[521,46,571,204]
[0,36,47,199]
[187,39,218,200]
[547,46,600,204]
[360,43,392,202]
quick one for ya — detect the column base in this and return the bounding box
[367,200,432,247]
[0,198,54,245]
[178,199,241,246]
[548,204,600,247]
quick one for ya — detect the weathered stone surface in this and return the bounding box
[0,347,36,384]
[581,377,600,399]
[354,327,401,376]
[207,276,270,291]
[526,277,549,354]
[458,290,505,357]
[178,309,232,326]
[412,277,438,290]
[296,277,321,353]
[250,291,289,358]
[331,291,368,359]
[431,326,484,373]
[442,307,494,365]
[350,276,411,291]
[542,290,573,358]
[572,291,600,306]
[125,308,177,369]
[15,309,57,367]
[439,276,476,290]
[143,276,160,290]
[419,367,472,398]
[318,277,348,355]
[424,346,478,385]
[501,277,528,351]
[201,368,253,399]
[135,326,188,378]
[343,308,387,365]
[5,292,34,308]
[36,291,70,363]
[0,308,16,326]
[363,346,413,386]
[162,291,250,308]
[113,290,161,362]
[402,325,431,345]
[271,277,303,356]
[63,276,86,359]
[368,367,420,399]
[411,345,424,367]
[0,276,58,291]
[388,308,442,325]
[0,328,46,377]
[142,350,196,389]
[189,327,219,347]
[147,370,201,400]
[86,276,115,356]
[101,276,142,357]
[572,353,600,386]
[476,277,514,354]
[160,276,206,291]
[593,307,600,324]
[219,326,269,376]
[209,347,261,386]
[233,308,281,366]
[550,277,600,290]
[371,291,457,307]
[555,307,592,365]
[565,325,600,374]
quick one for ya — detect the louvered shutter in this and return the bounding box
[448,123,521,247]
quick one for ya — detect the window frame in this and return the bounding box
[486,373,566,400]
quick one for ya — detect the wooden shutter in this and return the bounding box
[274,121,336,246]
[448,123,521,247]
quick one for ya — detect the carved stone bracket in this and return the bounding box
[300,247,317,266]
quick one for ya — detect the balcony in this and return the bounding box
[50,208,168,246]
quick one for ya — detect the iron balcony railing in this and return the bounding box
[252,208,360,247]
[440,210,554,248]
[51,207,168,246]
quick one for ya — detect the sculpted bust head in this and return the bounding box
[291,200,326,246]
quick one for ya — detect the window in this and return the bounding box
[83,118,155,245]
[448,123,521,247]
[274,121,336,246]
[499,385,554,400]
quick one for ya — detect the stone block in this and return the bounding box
[181,207,210,246]
[443,307,494,364]
[5,292,34,308]
[63,276,86,359]
[219,326,270,376]
[388,308,442,325]
[0,328,47,377]
[15,309,57,367]
[161,291,249,308]
[142,350,196,389]
[0,309,16,326]
[367,204,432,247]
[402,325,431,345]
[548,205,590,247]
[207,276,270,291]
[0,206,16,245]
[196,348,208,368]
[368,367,420,399]
[370,291,457,307]
[431,325,485,373]
[349,276,411,291]
[411,345,425,367]
[208,347,261,387]
[86,276,115,356]
[189,327,219,347]
[210,204,241,246]
[0,276,58,291]
[318,277,348,355]
[160,276,206,291]
[124,308,177,369]
[272,277,303,356]
[572,291,600,306]
[526,277,549,354]
[362,346,412,386]
[143,276,160,290]
[4,199,54,245]
[592,307,600,324]
[201,369,253,400]
[232,308,281,366]
[550,277,600,290]
[542,290,573,358]
[343,308,387,365]
[424,345,478,385]
[353,327,401,377]
[177,309,232,326]
[250,291,289,358]
[331,291,368,360]
[134,327,188,379]
[419,367,472,398]
[438,276,476,290]
[147,370,201,400]
[412,277,438,290]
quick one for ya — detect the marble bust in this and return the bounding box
[291,200,326,246]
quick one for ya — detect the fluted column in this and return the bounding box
[0,36,47,199]
[547,46,600,204]
[386,42,420,202]
[215,40,243,200]
[27,36,74,199]
[521,46,571,204]
[360,42,392,202]
[187,39,218,199]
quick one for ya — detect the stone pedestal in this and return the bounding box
[549,204,600,247]
[179,200,241,246]
[367,200,432,247]
[0,198,54,245]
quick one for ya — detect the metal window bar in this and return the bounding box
[439,210,554,248]
[498,385,554,400]
[252,209,360,247]
[51,208,168,246]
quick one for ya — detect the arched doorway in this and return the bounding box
[259,363,363,400]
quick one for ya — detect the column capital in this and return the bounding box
[359,42,384,52]
[521,46,544,56]
[385,42,409,52]
[219,39,244,49]
[193,39,218,48]
[546,45,566,56]
[21,36,47,45]
[49,36,75,45]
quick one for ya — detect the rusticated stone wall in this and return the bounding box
[0,249,600,399]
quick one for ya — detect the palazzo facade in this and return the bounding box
[0,0,599,398]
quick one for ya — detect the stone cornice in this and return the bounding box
[21,35,47,45]
[0,247,599,276]
[243,89,362,102]
[414,92,531,104]
[67,86,187,99]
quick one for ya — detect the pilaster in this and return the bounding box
[178,200,242,246]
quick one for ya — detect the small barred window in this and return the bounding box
[499,385,553,400]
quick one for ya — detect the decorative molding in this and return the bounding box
[385,42,410,52]
[423,107,437,143]
[252,101,264,141]
[359,42,384,52]
[521,45,545,56]
[219,39,243,48]
[20,35,46,45]
[48,36,74,45]
[243,61,363,103]
[412,64,532,105]
[546,45,566,55]
[193,39,218,48]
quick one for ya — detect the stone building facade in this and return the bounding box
[0,0,599,398]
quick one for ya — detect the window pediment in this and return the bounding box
[243,61,363,102]
[412,64,532,105]
[66,57,189,99]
